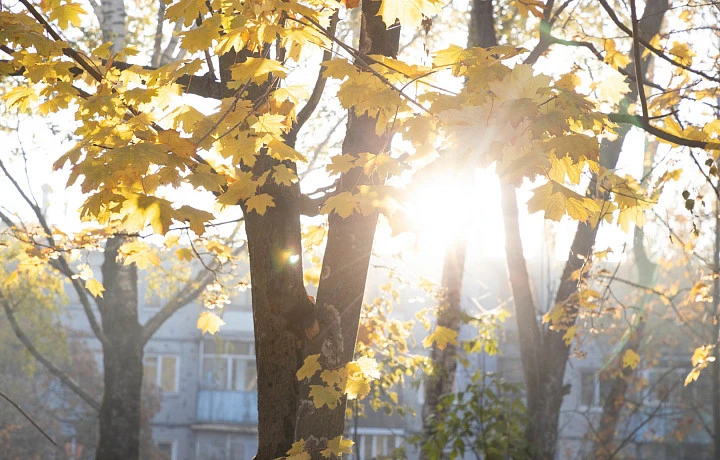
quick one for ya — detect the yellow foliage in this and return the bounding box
[196,311,226,335]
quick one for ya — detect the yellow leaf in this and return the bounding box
[286,440,311,460]
[296,354,322,381]
[562,325,577,346]
[320,192,358,218]
[196,311,225,335]
[272,165,298,186]
[48,2,86,29]
[353,356,381,380]
[422,325,458,350]
[175,247,194,261]
[320,436,354,458]
[622,349,640,370]
[251,114,289,136]
[513,0,544,18]
[309,384,342,409]
[158,129,197,159]
[326,154,357,175]
[603,39,631,70]
[246,194,275,215]
[591,71,631,105]
[267,139,306,162]
[86,278,105,298]
[377,0,443,29]
[230,57,287,85]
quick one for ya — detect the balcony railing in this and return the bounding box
[196,390,258,424]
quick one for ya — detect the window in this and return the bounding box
[154,441,175,460]
[353,434,403,460]
[201,340,256,391]
[144,355,179,393]
[580,371,596,406]
[196,433,253,460]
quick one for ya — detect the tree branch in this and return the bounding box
[286,10,339,147]
[0,388,59,449]
[0,158,109,345]
[1,290,101,411]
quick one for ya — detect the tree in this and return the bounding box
[4,0,720,458]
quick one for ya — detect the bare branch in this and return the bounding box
[0,388,59,449]
[286,10,339,147]
[1,290,101,411]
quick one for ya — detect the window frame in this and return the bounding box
[144,354,180,394]
[200,340,256,391]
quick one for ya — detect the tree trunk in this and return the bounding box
[497,1,668,457]
[418,3,492,456]
[96,236,144,460]
[243,157,310,459]
[100,0,126,53]
[419,236,466,459]
[294,0,400,450]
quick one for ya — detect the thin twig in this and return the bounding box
[0,388,59,448]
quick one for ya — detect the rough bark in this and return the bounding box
[243,159,310,459]
[95,236,144,460]
[294,0,400,450]
[496,1,668,458]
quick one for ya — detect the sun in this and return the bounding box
[374,166,512,261]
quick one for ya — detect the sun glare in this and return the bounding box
[375,167,511,262]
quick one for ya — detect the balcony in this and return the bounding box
[196,390,258,425]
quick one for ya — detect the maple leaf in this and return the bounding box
[326,154,357,175]
[353,356,381,380]
[175,247,194,261]
[309,384,342,409]
[158,129,197,159]
[603,39,631,70]
[296,354,322,381]
[230,57,288,85]
[246,194,275,215]
[513,0,545,18]
[320,192,358,218]
[196,311,226,335]
[48,2,86,29]
[85,278,105,298]
[286,440,311,460]
[622,349,640,370]
[272,165,298,186]
[377,0,443,28]
[344,375,371,400]
[591,71,631,105]
[422,326,458,350]
[320,436,354,458]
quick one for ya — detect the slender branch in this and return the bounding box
[151,0,166,67]
[0,158,108,345]
[287,10,339,146]
[597,0,720,84]
[629,0,648,121]
[608,113,720,150]
[0,388,59,448]
[1,291,101,411]
[141,240,246,344]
